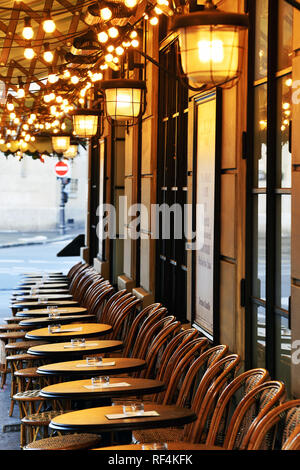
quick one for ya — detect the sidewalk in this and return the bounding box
[0,226,85,249]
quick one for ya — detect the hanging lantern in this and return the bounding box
[63,144,78,159]
[71,109,99,138]
[52,134,70,153]
[101,79,146,122]
[170,0,249,88]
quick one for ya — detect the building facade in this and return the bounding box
[81,0,300,399]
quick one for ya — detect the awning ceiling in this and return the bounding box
[0,0,176,157]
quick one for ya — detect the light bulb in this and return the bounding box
[100,7,112,20]
[107,45,114,52]
[22,26,34,40]
[108,27,119,38]
[56,96,63,103]
[154,7,163,14]
[115,46,124,56]
[30,113,36,121]
[48,73,58,84]
[130,30,137,39]
[150,16,159,25]
[63,70,71,79]
[91,72,103,82]
[24,48,35,60]
[105,53,113,62]
[98,31,108,43]
[23,124,29,131]
[43,50,54,63]
[49,93,56,101]
[9,112,16,120]
[113,57,119,63]
[71,75,79,84]
[7,103,14,111]
[131,39,139,47]
[43,18,56,34]
[17,87,25,99]
[27,118,33,125]
[50,105,57,115]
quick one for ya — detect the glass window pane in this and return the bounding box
[276,195,291,311]
[277,0,293,71]
[253,84,267,188]
[254,0,268,80]
[252,305,266,369]
[277,75,292,188]
[253,194,266,301]
[275,315,291,397]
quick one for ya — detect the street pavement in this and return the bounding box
[0,238,83,450]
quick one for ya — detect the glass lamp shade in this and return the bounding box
[63,145,78,159]
[72,110,99,137]
[101,79,146,121]
[52,134,70,153]
[170,9,248,88]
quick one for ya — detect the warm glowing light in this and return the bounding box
[98,31,109,43]
[286,78,293,87]
[43,18,56,34]
[22,26,34,40]
[105,53,114,62]
[9,112,16,120]
[43,50,54,63]
[100,7,112,20]
[131,39,139,47]
[130,30,137,39]
[63,145,78,159]
[102,80,146,121]
[150,16,159,25]
[116,46,124,56]
[72,110,99,138]
[48,73,58,84]
[71,75,79,84]
[17,87,25,99]
[125,0,137,6]
[24,47,35,60]
[108,27,119,38]
[283,102,290,110]
[107,45,114,52]
[52,135,70,153]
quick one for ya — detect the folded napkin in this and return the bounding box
[54,327,82,333]
[84,382,130,390]
[76,361,116,368]
[105,411,160,420]
[63,342,99,349]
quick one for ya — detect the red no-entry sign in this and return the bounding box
[55,161,70,177]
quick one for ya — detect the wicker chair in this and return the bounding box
[223,380,286,450]
[246,399,300,450]
[132,345,230,444]
[23,433,102,450]
[282,423,300,450]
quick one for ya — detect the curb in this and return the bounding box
[0,235,75,249]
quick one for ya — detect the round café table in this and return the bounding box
[19,314,96,328]
[49,404,196,435]
[16,307,88,318]
[13,293,73,302]
[40,377,165,401]
[11,300,79,313]
[27,339,123,359]
[25,323,113,342]
[94,442,225,450]
[15,283,69,290]
[37,357,146,379]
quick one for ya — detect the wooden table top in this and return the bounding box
[17,283,69,289]
[37,357,146,377]
[16,307,88,318]
[14,289,69,295]
[28,339,123,357]
[95,442,225,451]
[49,404,196,434]
[12,300,79,309]
[19,315,96,327]
[40,377,165,400]
[25,323,112,341]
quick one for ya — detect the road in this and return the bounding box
[0,239,82,319]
